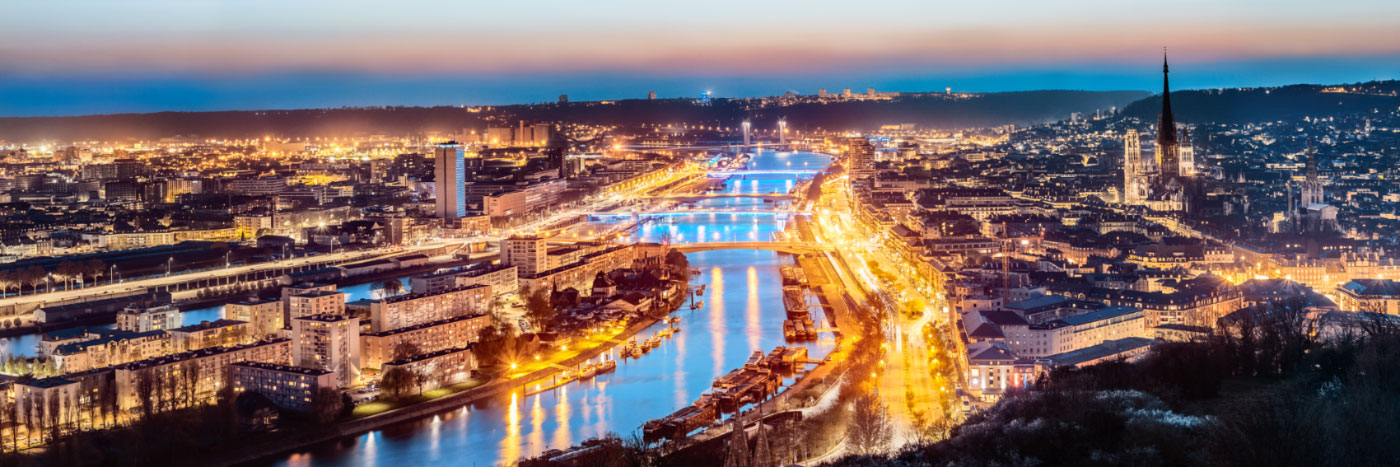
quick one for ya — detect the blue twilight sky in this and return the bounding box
[2,0,1399,116]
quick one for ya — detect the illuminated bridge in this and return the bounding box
[671,241,833,254]
[643,193,796,202]
[707,169,821,177]
[587,209,807,222]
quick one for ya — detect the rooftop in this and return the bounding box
[1042,337,1153,367]
[232,297,282,306]
[291,290,345,299]
[363,313,488,337]
[294,313,356,323]
[1005,294,1073,311]
[383,345,473,366]
[18,376,77,389]
[1341,279,1400,296]
[117,338,290,371]
[1056,306,1142,327]
[171,318,248,333]
[54,329,168,355]
[230,360,333,375]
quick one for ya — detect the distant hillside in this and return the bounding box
[508,90,1150,132]
[1123,80,1400,124]
[0,90,1148,142]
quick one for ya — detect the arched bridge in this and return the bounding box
[671,241,833,254]
[644,193,796,202]
[587,209,807,221]
[708,170,821,177]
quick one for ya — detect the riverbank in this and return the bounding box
[682,250,859,444]
[216,281,690,467]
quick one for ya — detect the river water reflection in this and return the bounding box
[286,151,831,466]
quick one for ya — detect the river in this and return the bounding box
[273,150,833,466]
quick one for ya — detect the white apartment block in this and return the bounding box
[291,314,361,387]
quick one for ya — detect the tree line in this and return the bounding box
[0,258,108,297]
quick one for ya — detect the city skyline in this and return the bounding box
[4,3,1400,466]
[3,0,1400,115]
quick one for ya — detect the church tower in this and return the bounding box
[1178,127,1195,177]
[1300,143,1324,207]
[1156,52,1181,179]
[1123,129,1144,204]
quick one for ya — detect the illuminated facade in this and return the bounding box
[230,361,336,413]
[434,141,467,220]
[291,314,361,387]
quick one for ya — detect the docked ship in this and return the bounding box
[643,346,802,441]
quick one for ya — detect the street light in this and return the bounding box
[167,257,174,277]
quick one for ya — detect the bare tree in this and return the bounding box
[847,392,893,455]
[391,342,422,362]
[136,368,157,418]
[380,279,404,298]
[311,388,344,424]
[380,367,415,399]
[413,367,432,395]
[0,271,14,298]
[183,361,202,408]
[22,266,46,295]
[45,395,61,443]
[723,415,749,467]
[56,260,78,289]
[86,259,106,286]
[0,398,12,453]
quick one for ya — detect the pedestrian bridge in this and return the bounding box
[671,241,833,254]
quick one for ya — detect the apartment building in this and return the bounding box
[380,347,477,392]
[168,319,254,352]
[1337,279,1400,315]
[230,361,336,413]
[50,329,169,374]
[291,314,361,387]
[226,297,285,339]
[361,313,491,370]
[280,283,338,325]
[501,236,548,276]
[116,303,181,333]
[410,263,518,297]
[114,338,292,412]
[1010,306,1148,358]
[287,290,347,322]
[350,284,491,333]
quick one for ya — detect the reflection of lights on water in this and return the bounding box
[746,265,760,351]
[710,267,726,377]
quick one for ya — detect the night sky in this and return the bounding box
[3,0,1398,116]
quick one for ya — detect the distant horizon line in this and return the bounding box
[5,77,1397,120]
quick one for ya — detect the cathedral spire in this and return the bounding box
[1157,49,1177,148]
